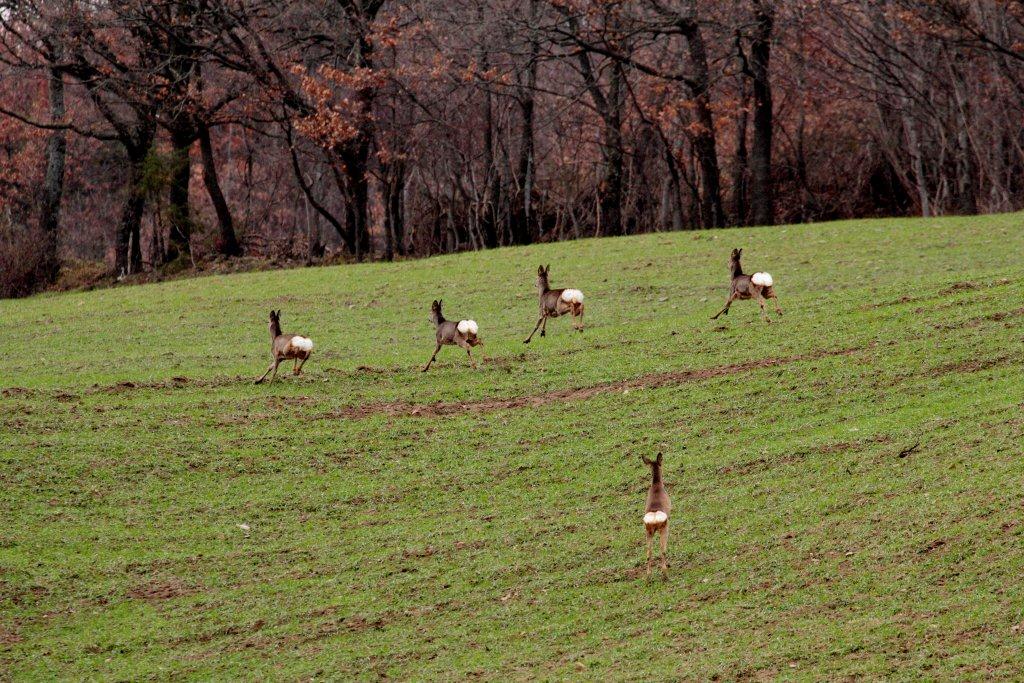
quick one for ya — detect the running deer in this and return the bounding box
[710,248,782,322]
[254,310,314,384]
[422,299,483,371]
[523,264,585,343]
[642,452,671,579]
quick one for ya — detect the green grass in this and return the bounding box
[2,214,1024,681]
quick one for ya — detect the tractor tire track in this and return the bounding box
[319,345,867,420]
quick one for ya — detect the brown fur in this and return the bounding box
[710,248,783,322]
[642,452,671,579]
[422,300,483,372]
[254,310,313,384]
[523,265,585,343]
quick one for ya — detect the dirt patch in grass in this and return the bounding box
[127,577,200,603]
[925,354,1014,377]
[932,306,1024,331]
[320,345,866,421]
[939,281,982,295]
[0,623,22,645]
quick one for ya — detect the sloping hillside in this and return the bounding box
[2,214,1023,680]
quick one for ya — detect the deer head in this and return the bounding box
[430,299,444,326]
[730,248,743,277]
[268,309,282,338]
[536,264,550,293]
[641,452,664,480]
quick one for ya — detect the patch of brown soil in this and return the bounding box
[939,281,982,295]
[0,624,22,645]
[932,306,1024,331]
[926,354,1014,378]
[126,577,199,602]
[322,345,865,421]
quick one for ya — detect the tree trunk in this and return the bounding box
[680,17,725,228]
[166,128,194,263]
[732,79,750,225]
[749,0,774,226]
[948,56,978,215]
[599,62,625,237]
[39,64,66,283]
[382,159,407,260]
[511,0,539,245]
[198,122,241,256]
[115,154,147,277]
[481,76,501,249]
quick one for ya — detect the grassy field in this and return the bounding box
[2,214,1024,681]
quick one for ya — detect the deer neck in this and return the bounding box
[650,465,662,484]
[731,261,744,278]
[270,321,282,339]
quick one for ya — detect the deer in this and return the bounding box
[422,299,483,372]
[523,264,585,343]
[254,310,314,384]
[641,452,671,579]
[710,248,782,323]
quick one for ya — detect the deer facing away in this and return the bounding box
[710,248,782,322]
[422,299,483,371]
[642,452,671,579]
[255,310,314,384]
[523,264,584,343]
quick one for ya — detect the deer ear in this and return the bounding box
[538,265,544,275]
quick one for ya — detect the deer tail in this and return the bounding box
[751,272,774,287]
[643,511,668,525]
[291,336,314,353]
[561,288,584,305]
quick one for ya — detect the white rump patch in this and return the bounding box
[290,336,314,353]
[457,319,479,336]
[560,288,584,304]
[751,272,774,287]
[643,511,668,525]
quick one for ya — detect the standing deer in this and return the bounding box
[422,299,483,371]
[710,248,782,322]
[254,310,314,384]
[523,264,585,343]
[641,452,671,579]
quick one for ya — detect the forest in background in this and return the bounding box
[1,0,1023,297]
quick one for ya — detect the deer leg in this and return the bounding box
[268,358,282,383]
[756,291,771,323]
[458,340,477,369]
[770,291,783,316]
[540,316,548,337]
[295,354,309,376]
[645,530,654,578]
[660,523,669,579]
[422,343,442,372]
[577,303,584,332]
[255,358,280,385]
[711,292,737,320]
[523,316,545,344]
